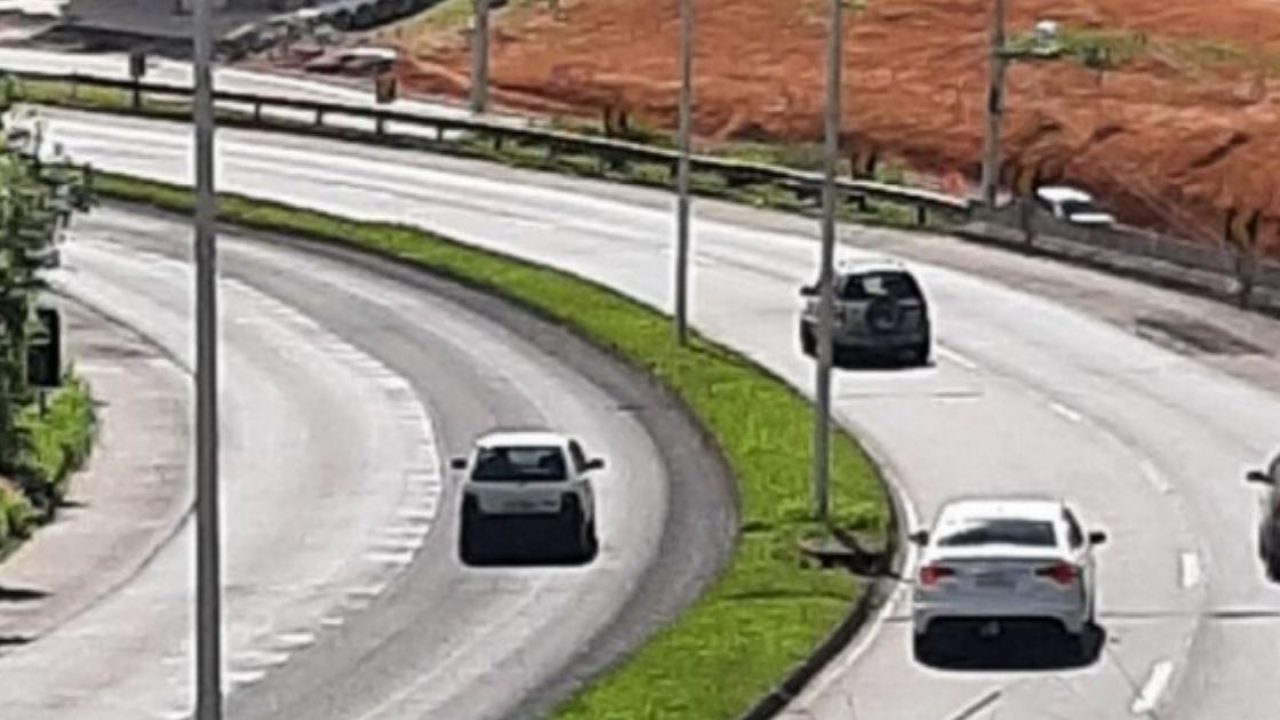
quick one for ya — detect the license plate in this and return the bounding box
[975,572,1014,589]
[504,499,539,512]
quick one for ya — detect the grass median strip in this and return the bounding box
[94,171,890,720]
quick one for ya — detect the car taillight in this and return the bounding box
[1036,562,1080,586]
[918,565,955,587]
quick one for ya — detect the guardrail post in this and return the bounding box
[375,115,386,136]
[915,204,927,227]
[253,101,262,124]
[131,79,142,110]
[435,124,444,142]
[315,108,325,127]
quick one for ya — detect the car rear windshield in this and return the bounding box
[840,272,923,301]
[471,446,568,482]
[936,519,1057,548]
[1061,200,1104,217]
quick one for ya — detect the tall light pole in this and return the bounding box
[673,0,693,344]
[979,0,1007,207]
[192,0,223,717]
[470,0,490,113]
[811,0,842,524]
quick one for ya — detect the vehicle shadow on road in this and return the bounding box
[835,355,933,373]
[916,624,1108,672]
[0,585,49,603]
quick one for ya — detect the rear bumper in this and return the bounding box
[913,597,1089,636]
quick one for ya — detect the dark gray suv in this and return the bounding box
[1247,454,1280,580]
[799,259,931,366]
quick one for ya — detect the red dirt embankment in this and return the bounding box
[391,0,1280,256]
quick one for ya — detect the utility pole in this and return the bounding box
[470,0,490,113]
[192,0,223,717]
[979,0,1007,207]
[811,0,842,524]
[673,0,693,345]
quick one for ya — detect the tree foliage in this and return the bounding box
[0,93,92,480]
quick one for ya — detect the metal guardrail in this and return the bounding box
[14,68,1279,315]
[1,69,972,228]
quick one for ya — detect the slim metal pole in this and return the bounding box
[470,0,490,113]
[193,0,222,717]
[673,0,693,345]
[979,0,1007,208]
[811,0,842,524]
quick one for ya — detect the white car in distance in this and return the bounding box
[452,431,602,565]
[910,497,1107,661]
[1035,185,1118,228]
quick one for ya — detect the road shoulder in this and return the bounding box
[0,296,190,645]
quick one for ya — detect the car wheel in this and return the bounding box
[459,501,483,565]
[584,518,599,561]
[1267,553,1280,582]
[560,496,587,561]
[800,325,816,357]
[910,341,931,367]
[912,631,935,664]
[1066,629,1090,662]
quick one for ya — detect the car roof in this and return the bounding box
[835,257,909,276]
[1036,185,1095,203]
[935,496,1066,525]
[475,431,571,449]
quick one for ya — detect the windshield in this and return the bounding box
[471,446,568,482]
[1061,199,1105,217]
[936,518,1058,548]
[840,272,923,301]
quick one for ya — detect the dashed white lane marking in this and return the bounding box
[375,535,427,552]
[275,631,318,650]
[367,550,417,566]
[1180,552,1202,588]
[227,669,268,687]
[1131,660,1175,715]
[1048,401,1085,424]
[234,649,292,667]
[1141,458,1173,494]
[396,508,436,521]
[936,346,980,372]
[320,615,346,628]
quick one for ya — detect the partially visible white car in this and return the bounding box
[452,430,602,565]
[1036,185,1117,228]
[910,496,1107,660]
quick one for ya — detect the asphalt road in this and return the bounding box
[31,106,1280,720]
[0,204,732,720]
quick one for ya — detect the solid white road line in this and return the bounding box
[1131,660,1175,715]
[1180,552,1203,588]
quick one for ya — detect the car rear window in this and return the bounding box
[840,272,923,301]
[936,519,1057,548]
[471,446,568,482]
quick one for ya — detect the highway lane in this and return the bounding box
[4,205,731,720]
[0,47,535,127]
[37,109,1280,720]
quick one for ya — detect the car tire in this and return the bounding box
[560,496,588,562]
[1066,629,1090,662]
[912,631,935,664]
[459,501,484,565]
[584,518,599,561]
[800,324,817,357]
[1266,552,1280,582]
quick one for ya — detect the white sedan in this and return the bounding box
[910,496,1107,659]
[452,430,603,565]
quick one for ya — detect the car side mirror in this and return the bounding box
[585,458,606,472]
[1247,470,1273,485]
[908,530,929,546]
[450,457,468,471]
[1088,530,1108,546]
[799,285,817,297]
